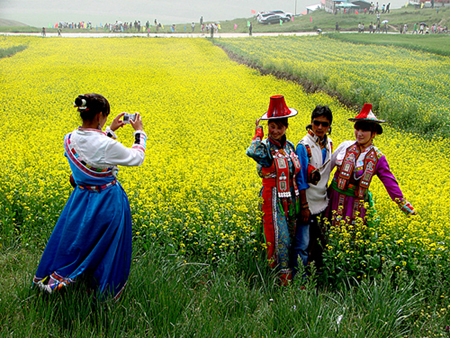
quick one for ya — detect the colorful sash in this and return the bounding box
[266,148,302,217]
[290,150,302,198]
[273,149,291,198]
[78,179,117,193]
[337,143,359,190]
[337,144,379,199]
[357,148,378,198]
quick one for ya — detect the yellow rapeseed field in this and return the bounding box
[1,36,449,276]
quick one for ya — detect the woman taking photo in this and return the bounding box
[328,103,416,226]
[246,95,301,284]
[33,93,147,300]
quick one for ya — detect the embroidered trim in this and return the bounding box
[273,149,291,199]
[352,199,361,220]
[272,187,279,267]
[33,272,74,294]
[337,143,379,197]
[260,139,299,200]
[357,148,378,198]
[65,133,115,178]
[290,150,302,197]
[78,179,117,193]
[398,199,415,215]
[304,144,312,159]
[336,193,346,224]
[337,144,359,190]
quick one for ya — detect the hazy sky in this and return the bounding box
[0,0,406,27]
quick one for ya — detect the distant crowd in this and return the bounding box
[50,16,219,34]
[53,20,155,32]
[355,21,448,34]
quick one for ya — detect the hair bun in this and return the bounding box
[74,95,88,110]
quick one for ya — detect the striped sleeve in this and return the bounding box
[104,131,147,167]
[132,131,147,153]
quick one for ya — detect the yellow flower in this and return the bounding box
[1,35,450,273]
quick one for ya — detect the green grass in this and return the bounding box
[0,44,27,58]
[0,26,40,33]
[1,243,449,337]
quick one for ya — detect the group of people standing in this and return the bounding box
[31,93,416,300]
[246,95,416,284]
[368,2,390,14]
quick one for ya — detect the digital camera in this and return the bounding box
[123,113,136,124]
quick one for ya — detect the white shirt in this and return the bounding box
[70,128,146,170]
[299,132,333,214]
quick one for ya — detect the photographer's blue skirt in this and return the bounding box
[33,133,132,301]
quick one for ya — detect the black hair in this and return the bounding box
[354,120,383,135]
[268,117,289,128]
[311,105,333,125]
[306,105,333,134]
[74,93,110,121]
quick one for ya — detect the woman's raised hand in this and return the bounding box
[110,112,125,132]
[255,118,262,130]
[130,113,144,132]
[253,118,264,140]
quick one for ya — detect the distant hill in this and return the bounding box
[0,18,29,26]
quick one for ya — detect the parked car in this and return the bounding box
[257,12,274,23]
[270,10,293,20]
[259,14,291,25]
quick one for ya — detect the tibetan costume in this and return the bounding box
[246,95,300,282]
[328,140,413,226]
[33,126,147,300]
[327,103,415,226]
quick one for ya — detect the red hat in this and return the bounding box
[349,103,385,123]
[260,95,298,120]
[349,103,385,134]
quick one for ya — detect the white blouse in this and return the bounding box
[70,127,147,169]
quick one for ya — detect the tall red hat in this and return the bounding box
[349,103,385,123]
[349,103,385,134]
[260,95,298,120]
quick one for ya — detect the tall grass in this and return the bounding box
[0,26,40,33]
[2,243,449,337]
